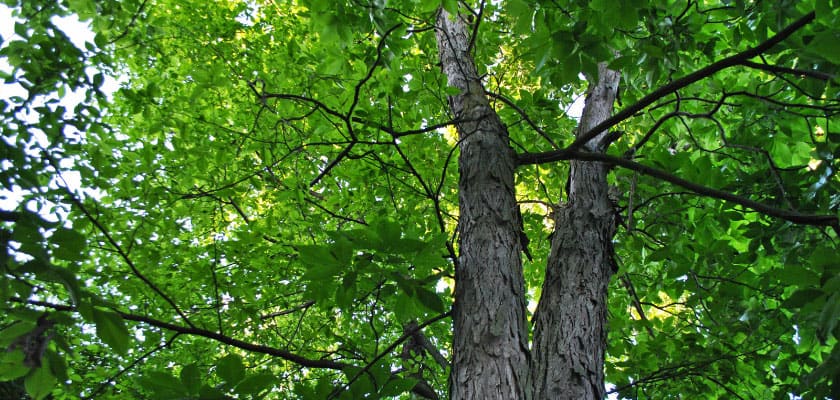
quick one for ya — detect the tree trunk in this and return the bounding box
[530,64,620,399]
[435,10,530,400]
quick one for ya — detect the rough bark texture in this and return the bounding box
[530,64,620,400]
[435,10,530,400]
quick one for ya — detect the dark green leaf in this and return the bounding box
[380,377,418,397]
[50,227,86,261]
[0,350,30,380]
[216,354,245,385]
[135,371,188,398]
[441,0,458,15]
[199,384,228,399]
[0,321,36,348]
[235,372,275,396]
[818,293,840,342]
[180,363,202,395]
[415,287,446,313]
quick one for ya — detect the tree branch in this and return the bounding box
[14,297,442,398]
[13,297,345,370]
[260,300,316,320]
[328,310,452,400]
[522,150,839,230]
[82,333,180,400]
[519,11,816,162]
[740,60,835,81]
[45,155,195,328]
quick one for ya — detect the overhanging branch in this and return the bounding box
[519,11,816,162]
[519,151,838,230]
[14,297,343,370]
[14,297,443,398]
[45,154,195,328]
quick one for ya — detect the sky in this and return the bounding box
[0,4,108,214]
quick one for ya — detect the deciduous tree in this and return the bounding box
[2,1,839,399]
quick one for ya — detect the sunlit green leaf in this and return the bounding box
[92,309,129,355]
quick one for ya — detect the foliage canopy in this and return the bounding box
[1,0,840,399]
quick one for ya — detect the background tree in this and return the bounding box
[1,0,839,399]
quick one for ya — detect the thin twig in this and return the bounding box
[82,333,179,399]
[328,310,452,399]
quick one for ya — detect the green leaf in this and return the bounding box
[589,0,610,11]
[784,288,825,308]
[0,350,30,380]
[235,372,276,396]
[92,308,129,354]
[441,0,458,15]
[818,293,840,342]
[415,287,446,313]
[808,31,840,64]
[299,245,342,269]
[24,365,56,400]
[772,265,820,288]
[418,0,440,13]
[136,371,188,398]
[371,218,402,250]
[199,384,229,399]
[43,349,68,384]
[180,363,202,395]
[216,354,245,385]
[380,377,418,397]
[50,228,87,262]
[0,321,36,348]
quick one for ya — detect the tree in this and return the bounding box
[2,0,839,399]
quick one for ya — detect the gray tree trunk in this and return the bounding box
[435,10,530,400]
[530,64,620,400]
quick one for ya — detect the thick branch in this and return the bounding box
[519,11,816,162]
[15,297,441,398]
[15,297,343,370]
[535,151,838,229]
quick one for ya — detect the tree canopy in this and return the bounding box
[1,0,839,399]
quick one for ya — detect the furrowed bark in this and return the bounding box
[530,64,620,399]
[435,9,530,400]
